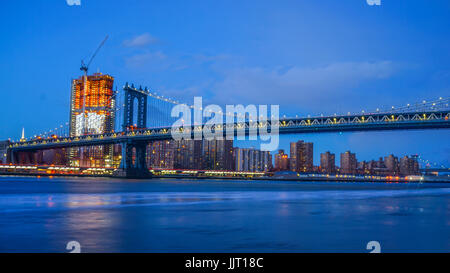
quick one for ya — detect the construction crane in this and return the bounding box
[80,35,109,135]
[80,35,109,74]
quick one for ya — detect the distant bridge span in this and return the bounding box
[8,110,450,152]
[420,168,450,172]
[7,83,450,178]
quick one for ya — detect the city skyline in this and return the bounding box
[1,1,449,166]
[1,1,449,255]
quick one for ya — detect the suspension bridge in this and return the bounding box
[6,83,450,177]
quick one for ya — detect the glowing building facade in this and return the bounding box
[147,140,175,169]
[320,151,336,174]
[233,147,272,172]
[68,73,116,167]
[340,151,357,174]
[274,149,289,171]
[290,140,314,173]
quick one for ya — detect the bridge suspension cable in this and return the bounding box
[373,97,450,115]
[417,156,449,169]
[20,89,450,142]
[286,96,450,119]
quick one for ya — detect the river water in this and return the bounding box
[0,176,449,253]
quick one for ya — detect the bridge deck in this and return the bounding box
[8,110,450,151]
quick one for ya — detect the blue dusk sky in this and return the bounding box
[0,0,449,166]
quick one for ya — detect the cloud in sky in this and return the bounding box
[128,54,401,115]
[209,61,399,113]
[118,38,402,114]
[123,49,233,72]
[123,33,158,47]
[124,51,167,69]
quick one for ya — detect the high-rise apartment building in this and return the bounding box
[320,151,335,173]
[274,149,289,171]
[289,142,297,171]
[384,154,399,175]
[260,150,273,172]
[68,73,116,167]
[147,140,175,169]
[290,140,313,173]
[145,139,234,171]
[399,155,419,176]
[234,147,245,172]
[69,73,115,136]
[202,139,234,170]
[174,140,202,169]
[340,151,357,174]
[233,147,272,172]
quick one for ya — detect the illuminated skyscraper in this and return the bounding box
[274,149,289,171]
[69,73,115,136]
[384,154,399,175]
[68,73,116,167]
[147,140,175,169]
[233,147,272,172]
[290,140,314,173]
[320,151,335,174]
[174,140,202,169]
[202,139,233,170]
[340,151,357,174]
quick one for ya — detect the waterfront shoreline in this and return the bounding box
[1,172,449,184]
[0,176,449,253]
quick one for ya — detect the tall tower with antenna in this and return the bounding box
[20,127,26,142]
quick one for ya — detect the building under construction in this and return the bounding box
[68,72,116,167]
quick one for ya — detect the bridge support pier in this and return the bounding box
[120,141,151,179]
[6,150,35,165]
[117,83,151,179]
[6,149,15,164]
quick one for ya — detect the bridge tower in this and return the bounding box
[120,83,151,178]
[123,83,148,131]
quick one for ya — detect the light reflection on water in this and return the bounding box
[0,177,449,253]
[0,188,448,212]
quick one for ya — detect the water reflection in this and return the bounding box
[62,207,120,252]
[0,178,449,252]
